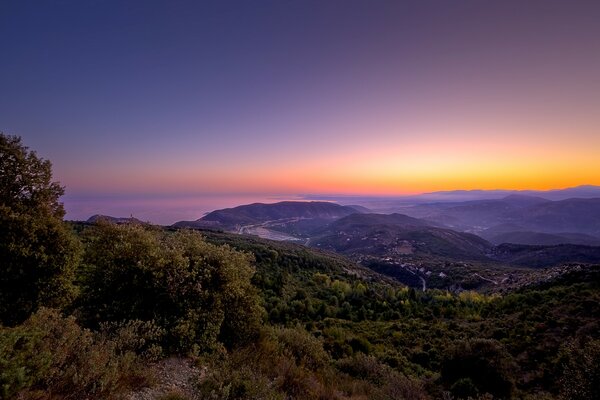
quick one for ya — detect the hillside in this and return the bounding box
[399,196,600,245]
[522,197,600,235]
[490,243,600,267]
[4,217,600,399]
[484,230,600,246]
[173,201,362,231]
[310,213,492,260]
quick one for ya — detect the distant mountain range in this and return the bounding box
[417,184,600,202]
[87,185,600,270]
[173,193,600,246]
[399,195,600,240]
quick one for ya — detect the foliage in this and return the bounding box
[197,326,429,400]
[78,222,263,352]
[558,338,600,400]
[0,134,81,325]
[441,338,516,399]
[0,308,152,399]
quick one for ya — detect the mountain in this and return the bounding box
[520,197,600,235]
[398,196,600,244]
[523,185,600,200]
[400,195,551,230]
[306,212,600,270]
[310,213,492,260]
[172,201,363,231]
[305,185,600,214]
[416,184,600,202]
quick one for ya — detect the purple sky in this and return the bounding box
[2,1,600,223]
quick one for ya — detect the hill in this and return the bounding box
[521,197,600,236]
[310,213,492,261]
[86,214,143,224]
[173,201,362,232]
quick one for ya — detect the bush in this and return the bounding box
[336,353,390,385]
[441,338,516,399]
[272,327,329,370]
[0,308,151,399]
[79,223,263,353]
[559,338,600,400]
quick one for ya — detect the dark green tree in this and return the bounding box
[0,134,81,325]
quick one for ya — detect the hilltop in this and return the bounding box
[173,201,364,231]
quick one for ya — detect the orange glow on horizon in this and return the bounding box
[56,117,600,196]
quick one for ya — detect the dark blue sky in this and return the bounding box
[2,1,600,222]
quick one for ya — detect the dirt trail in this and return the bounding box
[127,357,203,400]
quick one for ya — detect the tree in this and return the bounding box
[0,133,80,325]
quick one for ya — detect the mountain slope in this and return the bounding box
[400,196,600,244]
[490,243,600,267]
[400,195,549,229]
[310,213,492,260]
[173,201,362,230]
[521,197,600,235]
[484,231,600,246]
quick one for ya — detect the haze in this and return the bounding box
[2,0,599,223]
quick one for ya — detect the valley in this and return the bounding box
[169,197,600,293]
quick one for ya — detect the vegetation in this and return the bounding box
[1,135,599,399]
[78,222,262,353]
[0,134,81,326]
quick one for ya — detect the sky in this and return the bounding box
[1,1,600,222]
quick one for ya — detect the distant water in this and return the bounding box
[62,194,306,225]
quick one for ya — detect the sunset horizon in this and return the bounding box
[3,0,600,214]
[3,2,600,397]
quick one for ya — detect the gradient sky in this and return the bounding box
[2,1,600,209]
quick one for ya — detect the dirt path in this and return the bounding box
[127,357,203,400]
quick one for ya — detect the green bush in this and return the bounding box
[0,308,151,399]
[272,327,329,370]
[79,223,263,353]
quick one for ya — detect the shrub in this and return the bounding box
[272,327,330,370]
[79,223,263,353]
[0,308,150,399]
[559,338,600,400]
[441,338,516,399]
